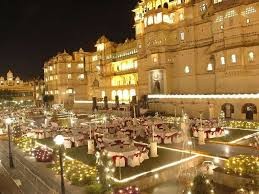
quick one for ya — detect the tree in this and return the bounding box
[191,174,213,194]
[43,95,54,108]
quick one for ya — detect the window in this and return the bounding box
[245,7,256,15]
[220,56,225,65]
[220,25,224,30]
[68,74,72,79]
[215,16,223,23]
[184,66,190,74]
[79,74,85,80]
[248,52,255,62]
[80,57,84,61]
[200,3,207,12]
[214,0,222,4]
[155,12,162,24]
[78,63,84,68]
[231,54,237,63]
[54,75,58,80]
[179,13,184,21]
[153,57,158,63]
[207,63,213,71]
[148,16,153,25]
[49,76,53,81]
[67,63,71,68]
[92,55,98,61]
[180,32,185,40]
[55,90,59,95]
[101,91,105,98]
[225,10,237,18]
[49,66,53,71]
[246,18,250,24]
[66,88,73,94]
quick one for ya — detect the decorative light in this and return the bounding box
[5,118,12,125]
[154,173,159,179]
[54,135,64,145]
[148,93,259,99]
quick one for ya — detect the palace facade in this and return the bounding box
[0,70,44,104]
[44,0,259,120]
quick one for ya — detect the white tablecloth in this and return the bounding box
[154,129,177,138]
[105,145,138,158]
[102,134,129,144]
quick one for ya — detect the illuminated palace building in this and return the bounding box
[0,70,44,104]
[44,0,259,120]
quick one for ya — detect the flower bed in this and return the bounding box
[13,137,35,153]
[51,159,98,186]
[224,155,259,176]
[33,146,53,162]
[225,121,259,130]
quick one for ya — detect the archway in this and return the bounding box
[221,103,234,119]
[242,103,257,120]
[163,3,169,8]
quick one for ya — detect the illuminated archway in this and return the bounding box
[123,90,129,101]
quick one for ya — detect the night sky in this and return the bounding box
[0,0,139,80]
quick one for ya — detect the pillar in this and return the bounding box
[115,95,119,109]
[88,139,95,154]
[92,97,97,111]
[104,96,108,110]
[209,104,215,120]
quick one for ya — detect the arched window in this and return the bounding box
[163,3,169,8]
[130,89,136,97]
[117,90,122,100]
[184,66,190,74]
[221,103,234,118]
[148,16,153,25]
[248,51,255,62]
[207,63,213,71]
[111,90,116,100]
[242,103,257,120]
[123,90,129,101]
[231,54,237,63]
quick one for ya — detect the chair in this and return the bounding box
[141,150,149,160]
[164,136,172,144]
[64,139,72,149]
[38,132,45,139]
[128,154,140,167]
[115,156,126,167]
[154,136,162,144]
[75,139,85,147]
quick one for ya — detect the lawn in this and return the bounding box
[114,148,192,179]
[209,129,256,143]
[37,138,194,180]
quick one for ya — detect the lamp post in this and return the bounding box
[54,135,65,194]
[5,118,14,168]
